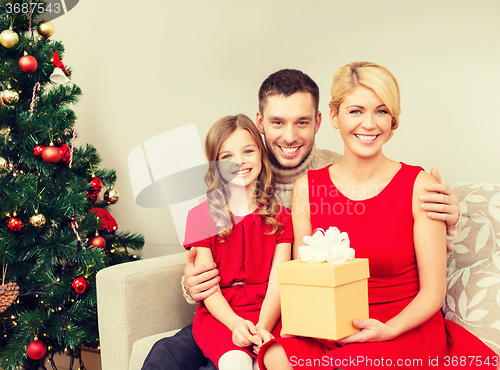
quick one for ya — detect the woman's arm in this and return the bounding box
[385,171,447,334]
[193,247,260,347]
[291,174,312,260]
[341,171,447,343]
[255,241,292,342]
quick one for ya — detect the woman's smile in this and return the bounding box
[354,134,380,143]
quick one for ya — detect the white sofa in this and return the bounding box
[96,252,196,370]
[96,182,500,370]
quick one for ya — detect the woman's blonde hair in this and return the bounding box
[329,62,401,138]
[204,114,282,241]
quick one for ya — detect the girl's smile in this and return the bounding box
[218,128,262,189]
[231,167,252,176]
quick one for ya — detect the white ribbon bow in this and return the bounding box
[298,227,355,264]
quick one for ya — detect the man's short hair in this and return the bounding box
[258,69,320,115]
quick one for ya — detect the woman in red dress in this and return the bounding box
[184,114,293,370]
[258,62,498,369]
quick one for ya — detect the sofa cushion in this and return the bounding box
[129,329,182,370]
[444,182,500,355]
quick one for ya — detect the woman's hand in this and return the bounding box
[232,319,260,348]
[337,319,398,344]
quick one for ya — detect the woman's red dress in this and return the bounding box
[258,163,498,369]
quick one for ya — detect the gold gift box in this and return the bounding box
[278,258,369,340]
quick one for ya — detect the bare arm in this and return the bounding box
[254,241,292,347]
[193,247,260,347]
[291,174,312,260]
[341,171,447,343]
[385,171,447,333]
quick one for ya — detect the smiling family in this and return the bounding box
[141,63,497,370]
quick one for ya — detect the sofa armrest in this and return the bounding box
[97,252,197,370]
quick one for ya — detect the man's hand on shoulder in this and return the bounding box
[183,247,220,302]
[420,167,460,227]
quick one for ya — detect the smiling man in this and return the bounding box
[257,91,321,169]
[141,69,461,370]
[254,70,342,209]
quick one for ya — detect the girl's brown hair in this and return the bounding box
[204,114,282,240]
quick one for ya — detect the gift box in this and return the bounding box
[278,258,369,340]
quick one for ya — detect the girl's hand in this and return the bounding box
[255,325,273,344]
[337,319,398,344]
[232,319,260,348]
[252,325,274,355]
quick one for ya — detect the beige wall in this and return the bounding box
[51,0,500,257]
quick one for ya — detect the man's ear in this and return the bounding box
[255,111,265,134]
[314,111,322,134]
[330,109,339,129]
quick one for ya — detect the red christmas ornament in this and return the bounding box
[27,339,47,360]
[7,216,24,233]
[89,177,102,193]
[42,146,61,164]
[90,208,118,232]
[58,144,71,164]
[18,55,38,73]
[86,190,99,203]
[71,276,89,295]
[89,235,106,249]
[33,144,45,159]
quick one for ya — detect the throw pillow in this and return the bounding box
[444,182,500,355]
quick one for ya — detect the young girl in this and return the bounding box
[183,114,293,370]
[259,62,498,369]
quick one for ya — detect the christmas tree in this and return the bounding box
[0,1,144,368]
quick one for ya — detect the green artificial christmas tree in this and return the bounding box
[0,1,144,368]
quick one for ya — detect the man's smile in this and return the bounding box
[278,145,301,157]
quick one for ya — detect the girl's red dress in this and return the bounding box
[258,163,498,369]
[184,201,293,368]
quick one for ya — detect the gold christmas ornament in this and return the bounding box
[0,157,7,170]
[30,213,46,228]
[0,28,19,49]
[1,89,19,106]
[37,20,54,39]
[103,188,120,204]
